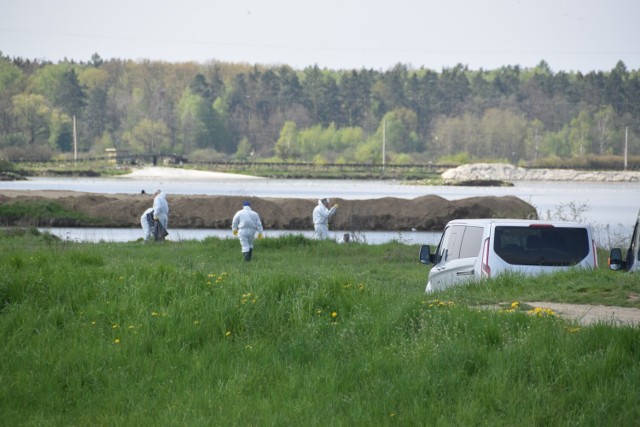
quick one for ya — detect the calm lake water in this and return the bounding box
[2,175,638,246]
[35,227,442,246]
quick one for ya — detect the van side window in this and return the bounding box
[433,226,450,264]
[445,225,466,262]
[459,226,484,259]
[494,226,589,266]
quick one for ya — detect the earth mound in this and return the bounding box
[1,191,538,231]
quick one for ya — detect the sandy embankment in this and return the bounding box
[120,167,262,180]
[0,167,537,230]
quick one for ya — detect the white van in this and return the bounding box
[419,219,598,293]
[609,210,640,272]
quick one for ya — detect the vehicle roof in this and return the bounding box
[444,218,590,228]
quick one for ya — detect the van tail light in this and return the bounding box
[592,239,598,268]
[481,237,491,278]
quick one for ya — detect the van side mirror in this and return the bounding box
[609,248,625,271]
[419,245,432,265]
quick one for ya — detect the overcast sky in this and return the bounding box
[1,0,639,73]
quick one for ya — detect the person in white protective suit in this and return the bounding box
[152,189,169,241]
[140,207,154,242]
[231,201,264,261]
[312,198,338,240]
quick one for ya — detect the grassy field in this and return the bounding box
[1,229,639,426]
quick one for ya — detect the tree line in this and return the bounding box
[1,51,638,166]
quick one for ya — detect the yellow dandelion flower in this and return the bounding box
[151,311,159,316]
[114,338,120,344]
[225,331,232,337]
[128,325,135,330]
[331,311,338,318]
[511,301,520,309]
[112,324,118,329]
[528,307,557,318]
[91,321,96,326]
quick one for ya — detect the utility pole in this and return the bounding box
[382,118,386,172]
[73,115,77,163]
[625,126,628,170]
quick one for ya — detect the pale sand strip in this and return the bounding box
[119,167,263,180]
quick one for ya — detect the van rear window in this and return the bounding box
[494,226,589,266]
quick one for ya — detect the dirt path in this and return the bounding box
[526,302,640,327]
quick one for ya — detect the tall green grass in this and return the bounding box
[1,230,639,425]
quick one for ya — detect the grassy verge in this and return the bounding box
[0,201,101,226]
[1,230,639,425]
[10,160,132,178]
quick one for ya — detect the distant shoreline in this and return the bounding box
[124,165,640,183]
[442,163,640,182]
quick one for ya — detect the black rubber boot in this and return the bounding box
[243,251,251,262]
[247,248,253,261]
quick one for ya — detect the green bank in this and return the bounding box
[1,230,639,425]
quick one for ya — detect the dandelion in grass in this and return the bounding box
[358,283,365,291]
[128,325,135,330]
[426,299,454,308]
[114,338,120,344]
[501,301,520,313]
[112,324,118,329]
[240,292,258,305]
[193,320,200,326]
[331,311,338,318]
[225,331,232,337]
[528,307,557,318]
[151,311,159,317]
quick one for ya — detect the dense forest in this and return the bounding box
[0,51,638,166]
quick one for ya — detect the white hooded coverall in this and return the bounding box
[313,199,337,239]
[153,191,169,230]
[232,205,264,254]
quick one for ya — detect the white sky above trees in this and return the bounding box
[1,0,639,72]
